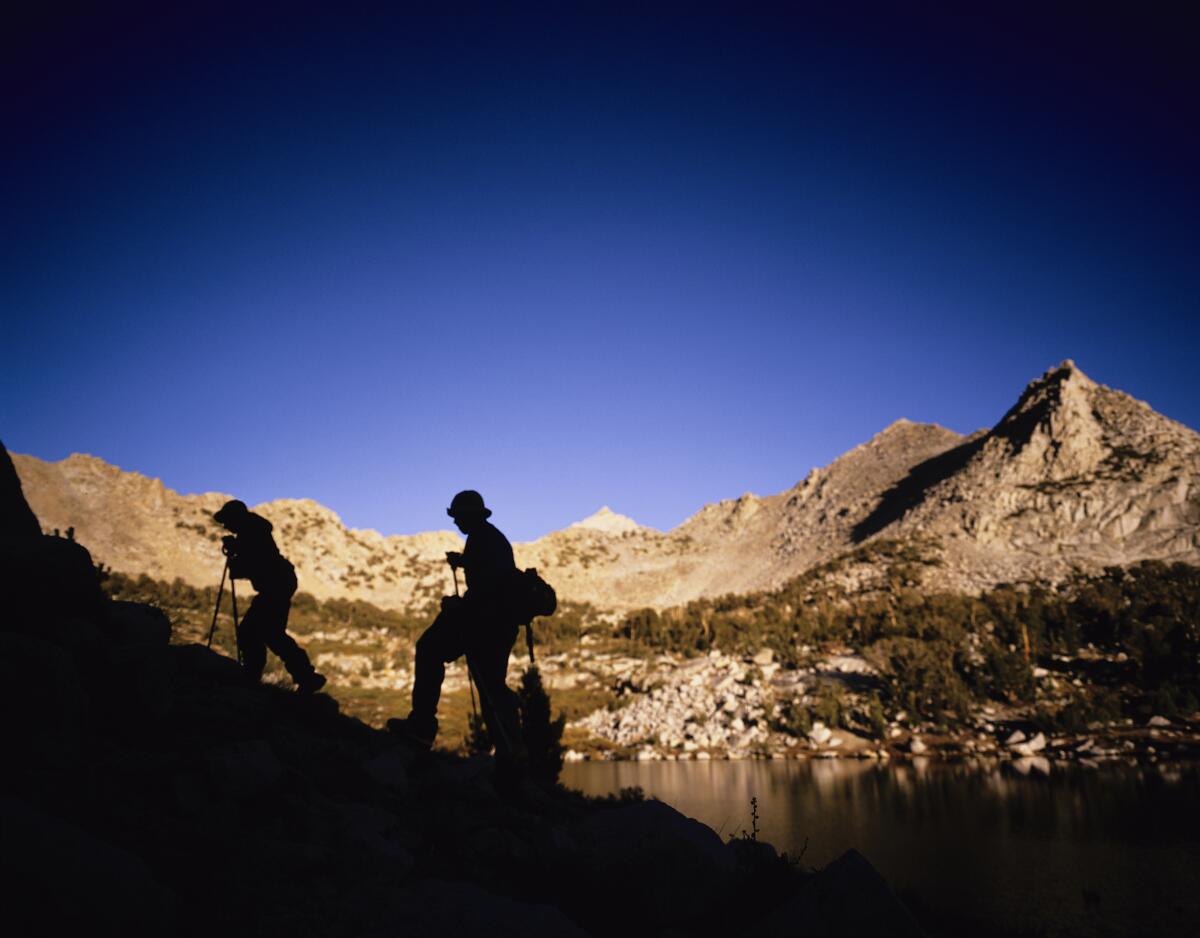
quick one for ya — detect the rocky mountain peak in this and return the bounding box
[989,359,1104,479]
[568,506,645,535]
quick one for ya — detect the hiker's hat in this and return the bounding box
[213,499,249,526]
[447,490,491,519]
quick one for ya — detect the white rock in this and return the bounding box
[752,649,774,666]
[1005,730,1027,747]
[1148,715,1170,727]
[1032,667,1049,678]
[808,723,832,745]
[1013,756,1051,776]
[909,737,928,755]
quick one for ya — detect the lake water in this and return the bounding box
[561,759,1200,938]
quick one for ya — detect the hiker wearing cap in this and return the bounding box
[388,490,520,753]
[213,499,326,694]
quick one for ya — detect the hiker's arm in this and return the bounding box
[462,546,512,604]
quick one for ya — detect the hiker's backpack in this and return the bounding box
[511,566,557,624]
[510,567,556,662]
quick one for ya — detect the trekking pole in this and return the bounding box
[205,560,229,648]
[230,572,242,665]
[450,558,479,720]
[469,664,515,755]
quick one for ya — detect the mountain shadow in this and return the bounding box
[852,434,987,543]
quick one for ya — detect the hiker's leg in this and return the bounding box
[236,596,268,681]
[259,591,317,682]
[467,623,520,756]
[411,606,468,723]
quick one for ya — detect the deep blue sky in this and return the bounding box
[3,4,1197,540]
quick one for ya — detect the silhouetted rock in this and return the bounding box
[1,439,101,625]
[105,599,171,645]
[362,751,410,794]
[203,739,285,799]
[2,533,102,631]
[755,848,927,937]
[102,607,174,728]
[0,632,87,769]
[366,879,590,937]
[0,439,41,543]
[569,799,738,929]
[2,794,175,936]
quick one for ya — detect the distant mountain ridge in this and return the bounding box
[12,362,1200,611]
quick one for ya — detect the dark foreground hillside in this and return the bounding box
[0,441,924,938]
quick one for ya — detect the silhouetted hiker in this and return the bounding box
[388,491,522,763]
[213,499,326,694]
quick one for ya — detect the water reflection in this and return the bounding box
[563,760,1200,937]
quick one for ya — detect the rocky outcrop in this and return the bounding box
[13,362,1198,610]
[1,439,41,543]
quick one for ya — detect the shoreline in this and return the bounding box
[561,719,1200,766]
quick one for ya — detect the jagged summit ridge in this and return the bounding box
[850,360,1200,580]
[12,362,1200,610]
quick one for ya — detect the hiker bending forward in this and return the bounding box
[390,490,520,753]
[213,499,325,694]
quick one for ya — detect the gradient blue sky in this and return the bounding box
[3,4,1197,540]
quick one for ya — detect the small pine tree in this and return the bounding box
[465,708,491,756]
[517,666,565,788]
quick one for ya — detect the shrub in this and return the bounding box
[868,637,972,722]
[518,666,566,788]
[770,696,811,736]
[1039,687,1123,734]
[812,682,847,729]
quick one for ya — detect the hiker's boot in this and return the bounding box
[387,713,438,750]
[296,672,327,695]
